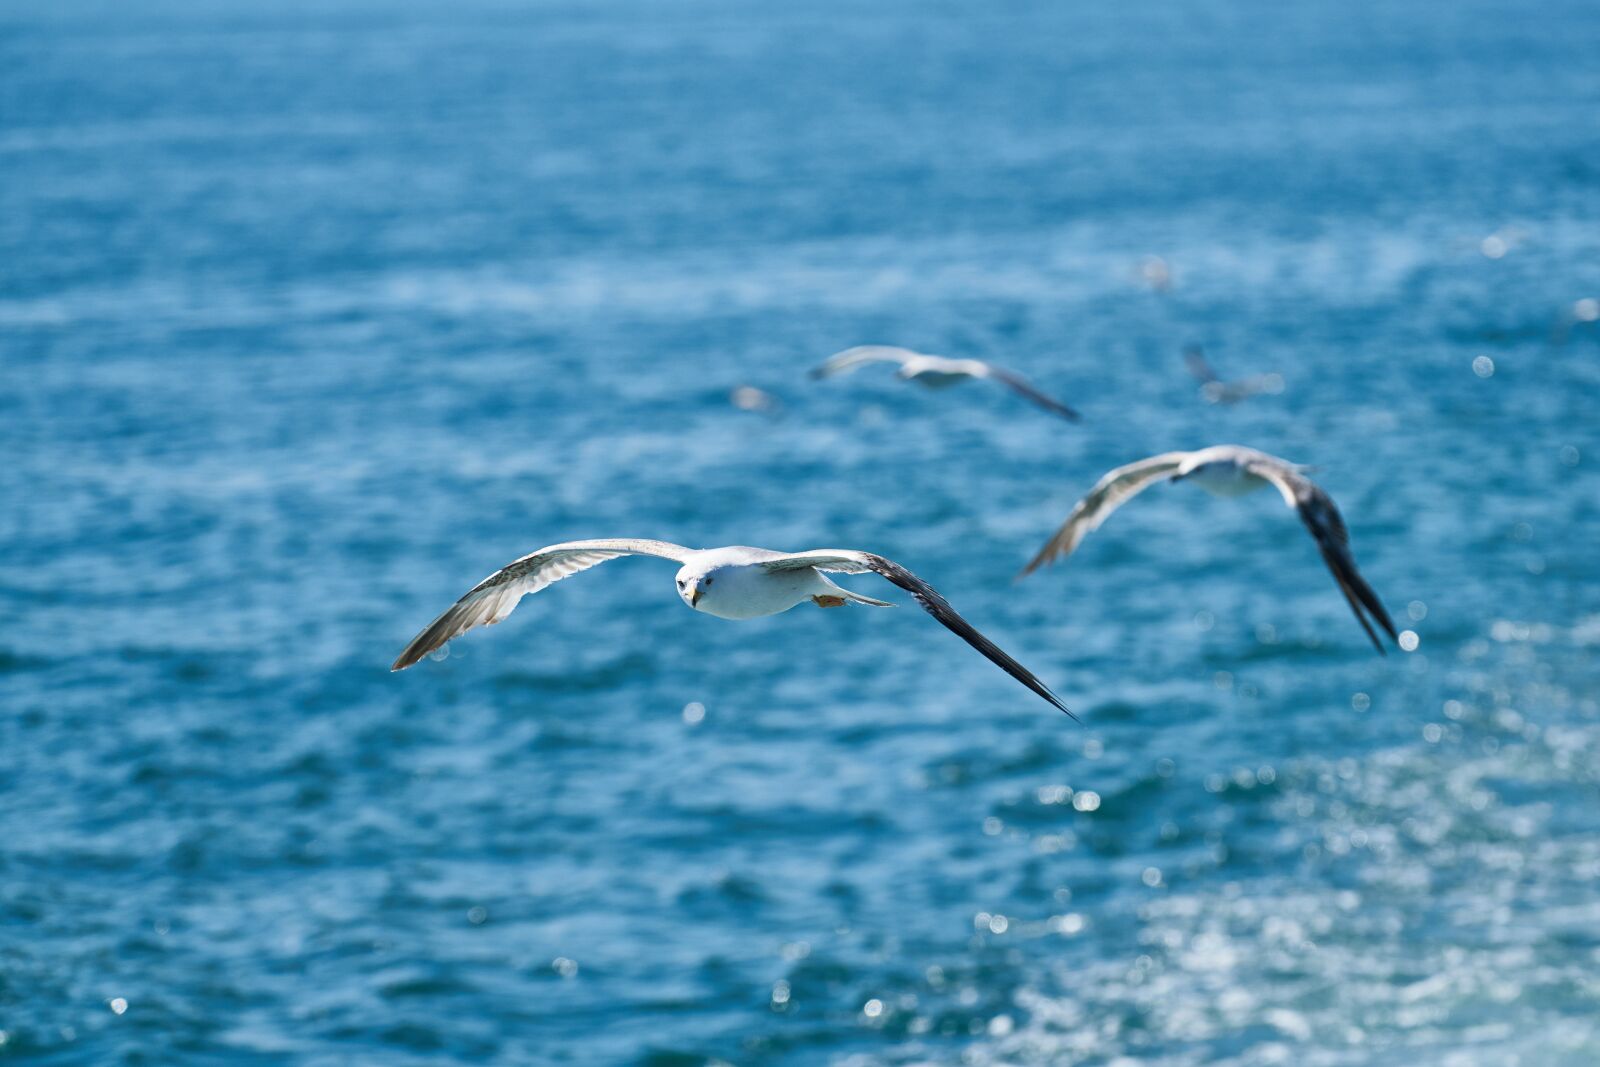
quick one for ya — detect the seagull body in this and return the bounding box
[812,346,1080,421]
[395,539,1072,716]
[666,545,889,620]
[1020,446,1398,653]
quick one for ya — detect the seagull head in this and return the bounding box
[1173,453,1220,482]
[675,564,718,610]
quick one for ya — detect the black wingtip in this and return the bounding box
[392,627,446,672]
[1027,676,1076,719]
[1033,394,1081,422]
[862,553,1079,722]
[1023,677,1079,722]
[1337,569,1390,657]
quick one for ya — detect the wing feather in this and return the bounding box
[392,538,692,670]
[810,346,919,378]
[984,367,1081,421]
[1246,460,1398,653]
[1019,452,1191,576]
[760,550,1074,718]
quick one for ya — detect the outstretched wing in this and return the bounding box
[1245,459,1398,654]
[1019,452,1191,576]
[759,550,1074,718]
[392,539,693,670]
[810,346,919,379]
[981,366,1081,421]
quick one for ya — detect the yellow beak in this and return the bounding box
[688,583,703,607]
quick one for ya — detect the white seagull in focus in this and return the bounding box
[394,539,1073,716]
[811,346,1080,421]
[1019,446,1398,653]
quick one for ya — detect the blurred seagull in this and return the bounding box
[1183,345,1284,405]
[1137,254,1173,293]
[728,384,782,414]
[394,539,1073,716]
[811,346,1080,421]
[1019,446,1398,653]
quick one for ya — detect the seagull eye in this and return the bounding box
[703,578,713,586]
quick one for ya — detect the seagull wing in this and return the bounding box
[810,346,919,379]
[393,539,693,670]
[1245,459,1398,654]
[758,550,1074,718]
[980,366,1082,421]
[1183,345,1220,384]
[1019,452,1192,576]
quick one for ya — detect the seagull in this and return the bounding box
[394,539,1073,716]
[1183,346,1284,405]
[1137,255,1173,293]
[728,385,782,414]
[1019,446,1398,653]
[811,346,1080,421]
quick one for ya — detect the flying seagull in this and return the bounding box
[394,539,1073,716]
[728,384,782,414]
[811,346,1080,421]
[1183,345,1284,405]
[1019,446,1397,653]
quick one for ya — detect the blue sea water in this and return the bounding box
[4,0,1600,1063]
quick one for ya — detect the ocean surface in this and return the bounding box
[4,1,1600,1063]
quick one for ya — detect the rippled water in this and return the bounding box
[5,1,1600,1063]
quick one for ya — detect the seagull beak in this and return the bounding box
[688,582,703,608]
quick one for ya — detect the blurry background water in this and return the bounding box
[4,0,1600,1063]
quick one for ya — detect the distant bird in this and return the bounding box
[394,539,1073,715]
[811,346,1080,421]
[1019,446,1397,653]
[729,385,782,414]
[1137,254,1173,293]
[1183,346,1284,405]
